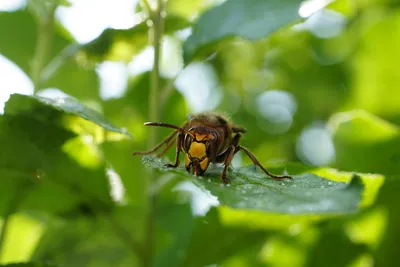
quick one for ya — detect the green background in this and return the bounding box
[0,0,399,266]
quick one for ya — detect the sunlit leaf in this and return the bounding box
[345,208,387,249]
[0,213,46,264]
[311,168,384,207]
[183,0,303,61]
[222,247,266,267]
[261,234,311,267]
[0,114,83,216]
[329,110,400,175]
[166,0,217,19]
[350,11,400,121]
[218,206,322,230]
[142,156,364,214]
[0,121,110,214]
[0,93,125,217]
[5,94,130,137]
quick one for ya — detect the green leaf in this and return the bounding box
[0,263,59,267]
[311,168,384,208]
[31,214,140,267]
[0,115,82,216]
[306,221,367,267]
[260,233,312,267]
[154,201,194,267]
[181,208,268,267]
[81,15,190,62]
[349,11,400,121]
[166,0,217,19]
[0,213,47,264]
[142,156,364,214]
[0,10,40,74]
[0,117,111,215]
[0,10,99,99]
[329,110,400,175]
[5,94,130,137]
[183,0,303,62]
[43,56,100,101]
[0,93,126,216]
[373,177,400,266]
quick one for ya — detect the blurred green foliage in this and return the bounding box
[0,0,399,266]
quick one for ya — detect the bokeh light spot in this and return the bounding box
[296,8,346,39]
[56,0,138,43]
[296,123,335,166]
[97,61,128,100]
[175,62,222,113]
[0,55,33,114]
[0,0,26,11]
[174,181,219,216]
[256,90,297,134]
[299,0,334,18]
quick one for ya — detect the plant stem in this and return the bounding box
[30,6,56,92]
[144,0,165,266]
[140,0,153,17]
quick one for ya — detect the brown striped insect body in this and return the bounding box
[133,112,292,183]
